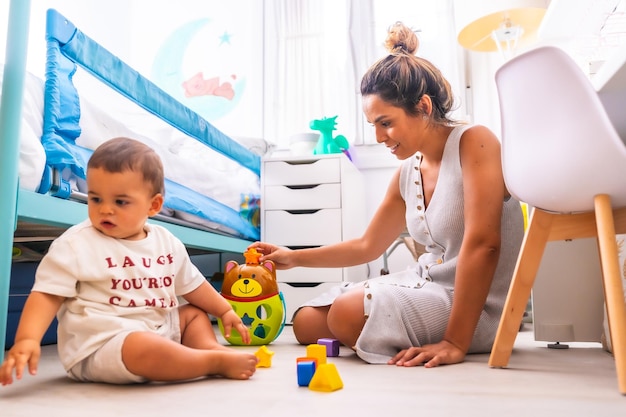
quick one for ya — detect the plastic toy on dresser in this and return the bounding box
[310,115,350,158]
[217,248,286,345]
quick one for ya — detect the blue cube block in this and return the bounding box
[297,361,316,387]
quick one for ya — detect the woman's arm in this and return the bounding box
[251,167,408,269]
[389,125,507,367]
[443,125,506,353]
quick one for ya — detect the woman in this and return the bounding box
[250,22,523,368]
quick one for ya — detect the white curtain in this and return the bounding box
[264,0,375,147]
[263,0,461,148]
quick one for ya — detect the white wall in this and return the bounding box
[1,0,133,78]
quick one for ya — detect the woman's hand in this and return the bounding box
[388,340,466,368]
[248,242,296,269]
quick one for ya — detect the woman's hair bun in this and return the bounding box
[384,21,419,55]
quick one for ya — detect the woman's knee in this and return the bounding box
[292,306,331,345]
[326,290,365,347]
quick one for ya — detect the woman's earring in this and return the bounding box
[422,114,428,121]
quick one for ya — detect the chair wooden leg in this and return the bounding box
[489,208,554,367]
[594,194,626,395]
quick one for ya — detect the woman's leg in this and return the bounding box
[327,287,366,349]
[292,305,333,344]
[293,287,367,348]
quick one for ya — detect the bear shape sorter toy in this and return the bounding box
[218,248,286,345]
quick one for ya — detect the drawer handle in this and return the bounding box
[285,184,321,190]
[283,282,323,288]
[283,159,320,166]
[285,209,320,215]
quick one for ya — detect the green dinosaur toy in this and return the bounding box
[310,115,350,155]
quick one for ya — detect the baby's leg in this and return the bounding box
[177,304,229,351]
[121,331,258,381]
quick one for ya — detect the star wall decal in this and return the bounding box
[219,30,232,45]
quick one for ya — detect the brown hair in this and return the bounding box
[360,21,459,125]
[88,137,165,196]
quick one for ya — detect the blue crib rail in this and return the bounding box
[0,0,31,360]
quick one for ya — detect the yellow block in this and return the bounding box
[308,363,343,392]
[306,344,327,364]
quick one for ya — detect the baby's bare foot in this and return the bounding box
[213,351,258,380]
[206,342,232,352]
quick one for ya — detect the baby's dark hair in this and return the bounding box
[88,137,165,196]
[360,21,459,125]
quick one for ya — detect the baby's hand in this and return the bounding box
[220,309,252,345]
[0,339,41,386]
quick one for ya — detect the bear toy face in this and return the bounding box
[221,249,278,300]
[222,261,278,299]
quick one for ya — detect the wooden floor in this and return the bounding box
[1,325,624,416]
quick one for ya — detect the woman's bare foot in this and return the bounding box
[211,351,258,379]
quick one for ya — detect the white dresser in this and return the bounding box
[261,153,367,322]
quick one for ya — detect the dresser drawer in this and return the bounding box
[263,158,340,186]
[264,183,341,210]
[279,282,341,323]
[276,266,342,283]
[264,209,341,245]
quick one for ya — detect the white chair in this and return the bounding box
[488,46,626,395]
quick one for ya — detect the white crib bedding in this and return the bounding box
[9,68,47,194]
[73,68,265,217]
[75,78,264,238]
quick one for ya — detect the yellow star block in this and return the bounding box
[254,345,275,368]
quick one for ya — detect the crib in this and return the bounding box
[1,3,266,352]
